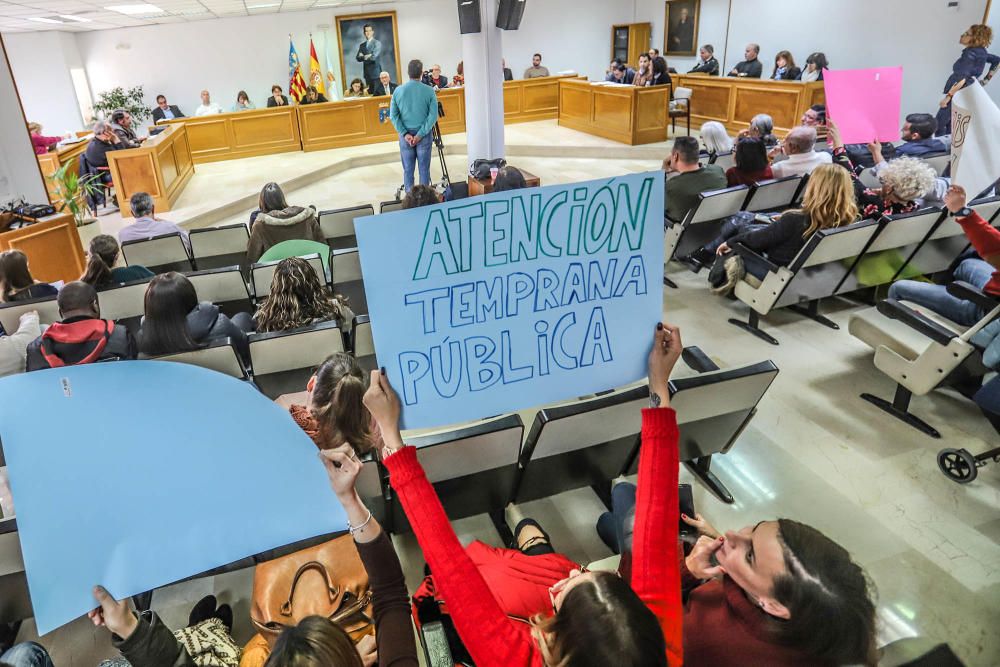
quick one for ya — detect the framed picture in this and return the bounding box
[664,0,699,57]
[335,11,403,96]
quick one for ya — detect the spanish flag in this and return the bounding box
[309,36,325,95]
[288,38,307,102]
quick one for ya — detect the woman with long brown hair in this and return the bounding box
[80,235,154,289]
[0,250,58,303]
[254,257,353,334]
[771,50,801,80]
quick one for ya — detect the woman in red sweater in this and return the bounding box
[28,122,61,155]
[363,324,685,667]
[680,516,878,666]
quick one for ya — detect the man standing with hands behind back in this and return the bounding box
[356,23,382,95]
[390,59,440,193]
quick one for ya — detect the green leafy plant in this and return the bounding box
[49,163,103,226]
[91,85,150,123]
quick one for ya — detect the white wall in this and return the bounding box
[4,31,84,134]
[3,0,994,133]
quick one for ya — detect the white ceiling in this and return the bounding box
[0,0,400,33]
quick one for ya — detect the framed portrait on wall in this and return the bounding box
[335,11,403,96]
[664,0,699,57]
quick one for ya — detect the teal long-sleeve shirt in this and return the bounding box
[389,80,439,140]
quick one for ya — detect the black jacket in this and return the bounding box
[151,105,184,123]
[773,66,802,81]
[114,612,194,667]
[25,316,137,371]
[689,57,720,76]
[266,95,290,107]
[84,137,125,168]
[137,302,249,361]
[300,93,328,104]
[730,211,811,267]
[729,59,763,78]
[373,81,398,96]
[422,74,449,89]
[503,68,514,81]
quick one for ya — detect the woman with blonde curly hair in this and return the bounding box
[827,120,936,218]
[936,24,999,135]
[254,257,354,334]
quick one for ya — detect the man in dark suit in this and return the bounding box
[356,23,382,94]
[728,43,763,78]
[151,95,184,123]
[373,71,398,96]
[670,6,695,53]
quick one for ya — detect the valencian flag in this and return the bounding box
[288,37,308,102]
[308,36,325,95]
[325,31,340,101]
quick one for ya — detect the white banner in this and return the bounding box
[951,82,1000,199]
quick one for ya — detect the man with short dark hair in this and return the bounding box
[25,281,136,371]
[648,48,660,61]
[728,43,763,78]
[611,63,635,85]
[110,109,143,148]
[151,95,184,123]
[524,53,550,78]
[356,23,383,93]
[664,136,727,222]
[119,191,190,252]
[390,59,440,192]
[688,45,720,75]
[896,113,948,157]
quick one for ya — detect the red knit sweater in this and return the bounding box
[957,210,1000,296]
[383,408,683,667]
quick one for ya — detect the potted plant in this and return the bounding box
[91,85,151,123]
[49,163,103,226]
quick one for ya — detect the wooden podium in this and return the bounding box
[0,212,84,285]
[557,79,670,145]
[106,123,195,213]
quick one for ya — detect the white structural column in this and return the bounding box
[461,0,506,169]
[0,38,47,206]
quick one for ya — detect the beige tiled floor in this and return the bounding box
[21,121,1000,666]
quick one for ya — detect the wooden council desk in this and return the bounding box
[676,75,825,137]
[36,138,88,206]
[0,212,84,285]
[557,79,670,145]
[157,105,301,164]
[106,123,195,213]
[297,75,577,152]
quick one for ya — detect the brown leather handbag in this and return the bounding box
[249,535,374,647]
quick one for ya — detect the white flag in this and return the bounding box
[950,82,1000,199]
[325,31,341,101]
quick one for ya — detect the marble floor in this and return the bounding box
[18,122,1000,666]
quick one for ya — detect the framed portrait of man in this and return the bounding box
[335,11,403,97]
[664,0,699,57]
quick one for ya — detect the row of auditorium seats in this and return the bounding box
[119,202,404,277]
[726,196,1000,344]
[0,344,778,624]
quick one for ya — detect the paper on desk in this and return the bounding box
[823,67,903,144]
[0,362,346,635]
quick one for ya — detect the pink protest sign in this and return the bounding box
[823,67,903,144]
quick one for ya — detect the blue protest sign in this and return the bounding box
[356,171,664,429]
[0,362,346,635]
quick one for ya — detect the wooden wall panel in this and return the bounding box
[0,213,84,285]
[107,124,194,213]
[557,80,668,145]
[504,75,578,123]
[159,107,300,163]
[677,75,825,137]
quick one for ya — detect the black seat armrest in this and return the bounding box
[731,242,781,274]
[875,299,956,347]
[947,281,1000,312]
[681,346,720,373]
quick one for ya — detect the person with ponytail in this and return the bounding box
[80,235,154,289]
[0,250,57,303]
[287,352,382,457]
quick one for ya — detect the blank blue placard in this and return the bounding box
[0,362,346,635]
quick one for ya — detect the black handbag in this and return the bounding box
[470,158,506,180]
